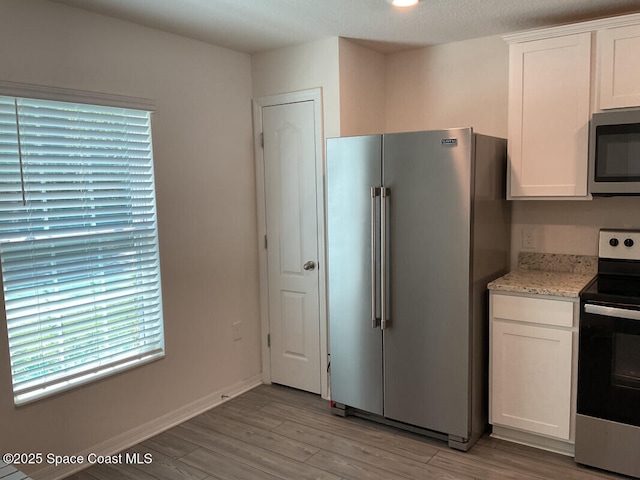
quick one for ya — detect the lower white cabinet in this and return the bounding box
[490,291,578,452]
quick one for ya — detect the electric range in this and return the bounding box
[575,229,640,478]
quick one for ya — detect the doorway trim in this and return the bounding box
[252,88,328,399]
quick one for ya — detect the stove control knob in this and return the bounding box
[624,238,635,247]
[610,238,619,247]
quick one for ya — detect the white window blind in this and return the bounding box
[0,95,164,405]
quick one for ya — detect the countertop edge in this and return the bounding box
[488,271,595,298]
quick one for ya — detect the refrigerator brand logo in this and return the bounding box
[441,138,458,146]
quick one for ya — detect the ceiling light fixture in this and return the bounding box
[388,0,421,7]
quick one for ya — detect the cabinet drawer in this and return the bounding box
[492,293,574,328]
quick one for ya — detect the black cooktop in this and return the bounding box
[581,274,640,307]
[580,230,640,306]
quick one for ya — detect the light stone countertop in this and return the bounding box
[487,253,597,298]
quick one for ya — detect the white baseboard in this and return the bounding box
[32,374,263,480]
[491,425,575,457]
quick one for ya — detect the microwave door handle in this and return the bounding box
[585,303,640,321]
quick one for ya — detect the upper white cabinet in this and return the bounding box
[506,33,591,199]
[504,13,640,200]
[599,23,640,109]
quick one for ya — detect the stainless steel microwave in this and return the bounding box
[589,109,640,195]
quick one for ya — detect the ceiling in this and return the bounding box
[49,0,640,54]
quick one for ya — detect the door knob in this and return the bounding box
[303,261,316,271]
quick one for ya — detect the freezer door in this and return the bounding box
[327,135,383,415]
[382,129,473,438]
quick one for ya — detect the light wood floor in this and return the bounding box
[66,384,629,480]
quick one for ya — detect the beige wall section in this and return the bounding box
[251,38,341,139]
[0,0,261,474]
[510,198,640,267]
[385,35,509,138]
[338,39,386,136]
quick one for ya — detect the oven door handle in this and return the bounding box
[585,303,640,321]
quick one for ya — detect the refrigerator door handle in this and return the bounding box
[371,187,381,328]
[381,186,391,330]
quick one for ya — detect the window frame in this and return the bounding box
[0,83,163,405]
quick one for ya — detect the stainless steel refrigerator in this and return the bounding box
[326,128,510,451]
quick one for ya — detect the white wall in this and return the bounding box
[510,197,640,267]
[385,35,509,138]
[0,1,261,476]
[338,39,386,136]
[251,38,341,139]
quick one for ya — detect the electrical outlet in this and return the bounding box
[522,227,537,250]
[232,321,242,341]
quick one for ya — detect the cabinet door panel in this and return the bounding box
[508,33,591,198]
[599,24,640,109]
[491,320,572,440]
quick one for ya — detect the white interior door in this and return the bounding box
[262,100,321,394]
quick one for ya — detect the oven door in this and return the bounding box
[578,302,640,426]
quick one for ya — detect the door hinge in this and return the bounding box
[260,132,264,148]
[264,235,268,249]
[267,333,271,347]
